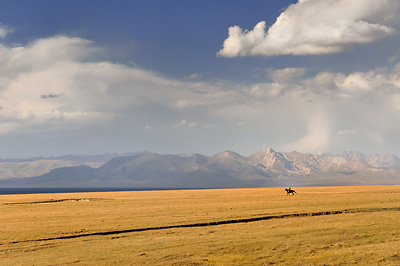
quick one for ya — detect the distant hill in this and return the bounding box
[0,152,147,163]
[1,149,399,188]
[0,160,103,180]
[0,152,148,180]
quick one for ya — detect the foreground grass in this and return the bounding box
[0,185,399,265]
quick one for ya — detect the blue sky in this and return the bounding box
[2,1,298,82]
[1,0,400,158]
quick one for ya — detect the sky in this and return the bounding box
[1,0,400,158]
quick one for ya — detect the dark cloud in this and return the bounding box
[40,93,64,99]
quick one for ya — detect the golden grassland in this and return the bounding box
[0,185,399,265]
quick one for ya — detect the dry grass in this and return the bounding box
[0,185,399,265]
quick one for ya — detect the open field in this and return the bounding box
[1,186,399,265]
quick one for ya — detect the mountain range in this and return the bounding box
[0,152,142,180]
[1,148,399,188]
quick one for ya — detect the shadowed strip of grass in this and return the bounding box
[3,206,399,245]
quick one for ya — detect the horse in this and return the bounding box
[285,187,297,196]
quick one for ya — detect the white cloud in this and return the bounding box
[284,112,332,154]
[173,120,197,128]
[0,24,11,38]
[0,35,238,135]
[1,36,96,75]
[203,124,216,129]
[218,0,399,57]
[267,68,307,84]
[238,63,400,153]
[2,32,400,155]
[173,120,187,128]
[337,130,357,135]
[188,73,202,79]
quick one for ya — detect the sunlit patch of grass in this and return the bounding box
[0,185,399,265]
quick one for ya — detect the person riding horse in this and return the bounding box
[285,187,297,196]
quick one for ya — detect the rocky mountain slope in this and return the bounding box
[1,149,399,188]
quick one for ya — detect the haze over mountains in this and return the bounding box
[0,148,399,188]
[0,153,140,180]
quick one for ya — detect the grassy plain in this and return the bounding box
[0,185,399,265]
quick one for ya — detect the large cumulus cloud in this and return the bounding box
[218,0,399,57]
[0,35,239,135]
